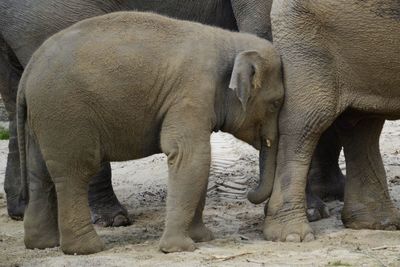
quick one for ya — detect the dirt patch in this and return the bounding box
[0,123,400,266]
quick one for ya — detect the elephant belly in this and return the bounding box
[101,122,162,162]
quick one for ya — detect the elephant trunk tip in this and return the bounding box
[247,189,270,204]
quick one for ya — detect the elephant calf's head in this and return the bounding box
[228,47,284,204]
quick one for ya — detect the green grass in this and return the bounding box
[0,126,9,140]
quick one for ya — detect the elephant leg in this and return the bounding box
[308,126,345,201]
[263,103,340,241]
[305,126,345,221]
[159,114,211,253]
[24,132,59,249]
[305,178,330,222]
[5,118,27,219]
[0,38,26,220]
[188,185,214,243]
[46,154,104,255]
[88,162,130,227]
[262,46,341,241]
[263,132,317,242]
[339,118,400,230]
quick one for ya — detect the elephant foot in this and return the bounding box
[6,194,26,220]
[25,231,59,250]
[342,201,400,230]
[91,207,131,227]
[159,233,196,253]
[25,217,59,250]
[89,193,131,227]
[306,191,330,222]
[88,163,131,227]
[189,223,214,242]
[263,210,314,242]
[61,228,105,255]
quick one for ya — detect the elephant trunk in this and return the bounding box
[247,130,278,204]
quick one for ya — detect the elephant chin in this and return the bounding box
[247,140,277,204]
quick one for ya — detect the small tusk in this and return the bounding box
[266,139,271,148]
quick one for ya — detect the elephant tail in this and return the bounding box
[16,84,28,202]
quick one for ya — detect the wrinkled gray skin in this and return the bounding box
[263,0,400,242]
[0,0,270,225]
[0,0,343,224]
[17,12,284,254]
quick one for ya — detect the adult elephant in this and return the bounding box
[0,0,342,224]
[263,0,400,242]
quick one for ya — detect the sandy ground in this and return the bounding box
[0,122,400,266]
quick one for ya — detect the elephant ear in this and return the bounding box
[229,50,263,112]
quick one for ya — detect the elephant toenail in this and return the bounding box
[285,234,301,242]
[303,233,315,242]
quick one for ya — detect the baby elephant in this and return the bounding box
[17,12,284,254]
